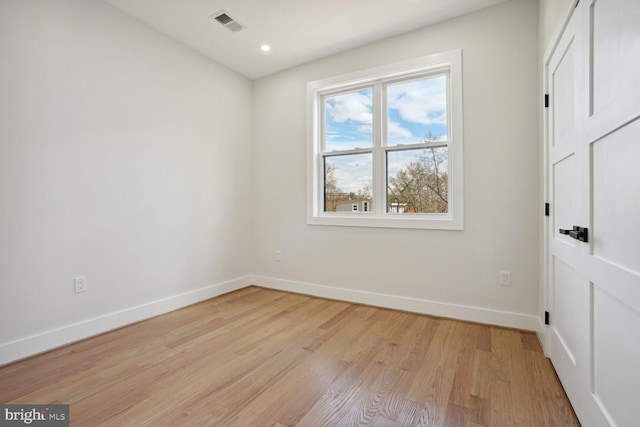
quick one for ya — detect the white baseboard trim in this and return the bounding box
[253,275,540,332]
[1,275,543,366]
[0,276,252,366]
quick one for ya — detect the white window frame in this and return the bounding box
[306,50,464,230]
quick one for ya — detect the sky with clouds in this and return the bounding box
[324,75,448,196]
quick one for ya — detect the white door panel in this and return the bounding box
[589,253,640,426]
[591,0,640,128]
[592,119,640,275]
[551,35,577,150]
[551,256,583,365]
[552,154,580,246]
[592,285,640,427]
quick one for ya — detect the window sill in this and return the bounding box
[307,213,464,230]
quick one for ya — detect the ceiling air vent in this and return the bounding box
[210,10,246,33]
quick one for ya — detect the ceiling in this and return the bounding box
[103,0,508,80]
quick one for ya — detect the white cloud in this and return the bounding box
[387,77,447,125]
[357,124,373,134]
[326,90,372,124]
[387,121,412,139]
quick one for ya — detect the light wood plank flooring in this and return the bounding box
[0,287,579,426]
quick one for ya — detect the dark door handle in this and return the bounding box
[559,226,589,242]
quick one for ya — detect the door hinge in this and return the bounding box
[545,311,550,325]
[545,203,550,216]
[544,94,549,108]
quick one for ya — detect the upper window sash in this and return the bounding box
[321,85,375,154]
[382,71,450,148]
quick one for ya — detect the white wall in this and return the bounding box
[252,0,540,329]
[0,0,544,365]
[0,0,253,362]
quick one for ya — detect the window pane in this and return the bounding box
[324,153,372,212]
[386,75,447,146]
[387,147,448,213]
[324,89,373,151]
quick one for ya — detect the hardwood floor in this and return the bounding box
[0,287,579,426]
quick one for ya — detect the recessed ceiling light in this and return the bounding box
[260,44,271,52]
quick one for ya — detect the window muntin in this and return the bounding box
[307,50,463,230]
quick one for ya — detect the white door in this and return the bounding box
[546,8,599,424]
[545,0,640,426]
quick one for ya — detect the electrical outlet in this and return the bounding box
[275,250,282,262]
[499,271,511,286]
[74,276,87,293]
